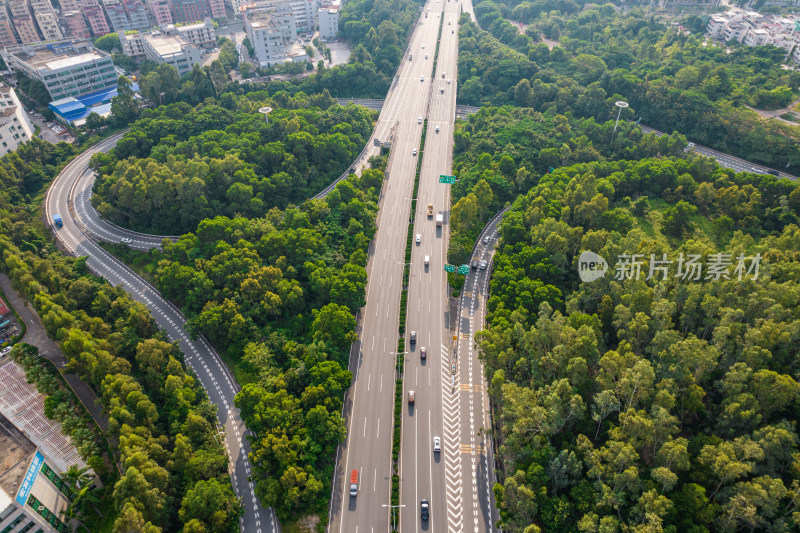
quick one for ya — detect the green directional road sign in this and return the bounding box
[439,175,457,184]
[458,265,470,275]
[444,264,456,273]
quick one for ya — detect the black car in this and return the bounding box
[421,499,429,520]
[767,169,780,176]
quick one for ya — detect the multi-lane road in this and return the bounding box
[45,134,276,533]
[328,0,498,531]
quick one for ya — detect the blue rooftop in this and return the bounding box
[49,82,140,125]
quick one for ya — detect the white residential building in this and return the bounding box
[743,27,770,46]
[243,3,297,66]
[0,83,34,156]
[172,17,216,47]
[707,10,800,61]
[141,28,201,75]
[317,0,338,40]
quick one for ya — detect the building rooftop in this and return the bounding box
[144,32,188,55]
[5,42,110,71]
[247,12,277,29]
[0,412,37,512]
[0,361,88,474]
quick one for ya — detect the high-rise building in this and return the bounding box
[0,2,18,45]
[243,3,296,66]
[235,0,315,32]
[317,0,337,40]
[63,9,91,37]
[30,0,63,40]
[1,40,117,100]
[8,0,41,43]
[0,83,34,156]
[81,0,111,35]
[146,0,172,25]
[171,0,208,23]
[123,0,150,28]
[208,0,225,18]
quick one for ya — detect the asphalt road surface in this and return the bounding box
[328,0,498,531]
[45,135,278,533]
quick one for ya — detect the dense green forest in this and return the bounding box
[90,92,374,234]
[146,165,382,519]
[448,106,688,269]
[457,4,800,173]
[477,155,800,531]
[0,128,239,532]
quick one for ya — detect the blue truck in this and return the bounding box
[53,214,63,227]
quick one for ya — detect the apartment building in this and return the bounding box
[0,2,18,46]
[1,40,117,100]
[318,0,338,40]
[0,83,34,156]
[103,0,149,31]
[146,0,172,25]
[28,0,63,40]
[174,17,215,46]
[171,0,209,23]
[8,0,40,43]
[244,4,296,66]
[62,9,91,38]
[142,28,201,74]
[81,0,111,36]
[208,0,225,18]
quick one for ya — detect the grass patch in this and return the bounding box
[98,242,160,285]
[779,112,798,123]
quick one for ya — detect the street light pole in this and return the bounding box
[382,504,406,531]
[613,100,629,137]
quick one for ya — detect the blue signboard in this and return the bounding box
[16,452,43,505]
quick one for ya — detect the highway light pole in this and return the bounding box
[613,100,629,137]
[382,504,406,531]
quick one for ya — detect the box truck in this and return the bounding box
[436,213,443,227]
[350,470,358,496]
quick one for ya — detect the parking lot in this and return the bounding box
[26,109,75,144]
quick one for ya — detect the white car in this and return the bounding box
[420,76,424,82]
[121,237,132,244]
[433,436,441,452]
[435,126,440,133]
[413,149,417,156]
[483,236,490,244]
[415,234,421,244]
[418,117,422,124]
[424,255,429,266]
[0,346,11,357]
[422,44,425,49]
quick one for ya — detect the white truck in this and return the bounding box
[436,213,443,227]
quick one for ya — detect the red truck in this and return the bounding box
[350,469,358,496]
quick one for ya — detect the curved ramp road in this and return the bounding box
[45,137,278,533]
[63,131,180,250]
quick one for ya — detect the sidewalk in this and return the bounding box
[0,272,109,431]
